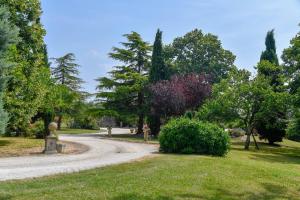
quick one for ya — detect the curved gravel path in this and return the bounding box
[0,130,158,181]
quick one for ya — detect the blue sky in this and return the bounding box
[41,0,300,93]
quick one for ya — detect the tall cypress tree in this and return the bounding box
[148,29,168,135]
[0,7,18,134]
[149,29,168,82]
[258,30,283,89]
[260,29,279,65]
[256,29,287,144]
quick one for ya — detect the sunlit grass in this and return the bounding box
[0,137,44,157]
[1,138,299,200]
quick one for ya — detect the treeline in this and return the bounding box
[97,26,300,146]
[96,29,234,134]
[1,0,300,146]
[0,1,90,138]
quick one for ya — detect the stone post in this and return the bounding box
[107,126,112,137]
[44,122,58,154]
[143,124,149,142]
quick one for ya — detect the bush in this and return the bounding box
[159,118,230,156]
[69,117,99,130]
[286,112,300,142]
[29,120,45,138]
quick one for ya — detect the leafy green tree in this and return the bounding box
[282,24,300,140]
[254,30,287,144]
[255,61,287,143]
[0,6,18,134]
[260,29,279,65]
[148,29,168,135]
[285,87,300,143]
[1,0,51,135]
[67,101,99,130]
[97,32,151,134]
[282,24,300,94]
[51,53,84,130]
[198,69,289,149]
[257,60,283,90]
[164,29,235,83]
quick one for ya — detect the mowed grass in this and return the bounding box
[1,139,300,200]
[0,137,43,157]
[57,128,104,135]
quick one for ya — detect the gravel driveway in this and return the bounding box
[0,130,157,181]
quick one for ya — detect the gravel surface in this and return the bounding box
[0,130,157,181]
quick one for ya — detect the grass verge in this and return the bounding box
[0,139,300,199]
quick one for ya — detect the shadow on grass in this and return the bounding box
[111,183,291,200]
[0,194,12,200]
[232,141,300,164]
[211,183,289,200]
[0,140,11,147]
[111,194,174,200]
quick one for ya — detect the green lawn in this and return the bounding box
[57,128,104,135]
[0,137,43,157]
[1,138,300,200]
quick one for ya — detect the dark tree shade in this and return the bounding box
[260,30,279,65]
[256,114,286,144]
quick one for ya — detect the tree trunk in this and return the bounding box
[149,112,161,136]
[244,127,251,150]
[42,112,54,139]
[137,113,144,134]
[57,115,62,130]
[136,91,144,134]
[251,132,259,150]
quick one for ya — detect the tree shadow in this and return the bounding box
[0,194,12,200]
[176,193,206,199]
[209,182,290,200]
[0,140,11,147]
[111,193,174,200]
[110,183,293,200]
[231,141,300,165]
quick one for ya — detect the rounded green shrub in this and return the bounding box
[159,118,230,156]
